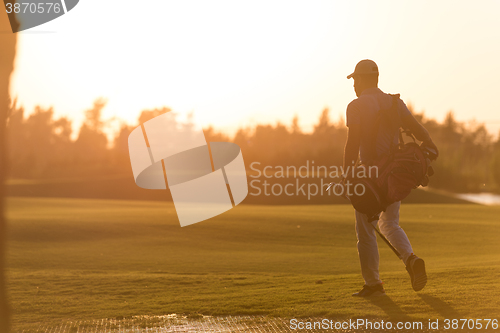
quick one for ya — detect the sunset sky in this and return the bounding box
[10,0,500,137]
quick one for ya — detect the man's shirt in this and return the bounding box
[346,87,411,163]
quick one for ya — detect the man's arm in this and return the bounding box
[343,123,361,173]
[401,114,439,158]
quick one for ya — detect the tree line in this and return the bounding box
[6,99,500,193]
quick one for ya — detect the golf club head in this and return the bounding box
[420,143,438,161]
[325,182,335,192]
[325,180,343,192]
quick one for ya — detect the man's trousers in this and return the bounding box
[355,201,414,286]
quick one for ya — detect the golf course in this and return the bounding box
[5,197,500,332]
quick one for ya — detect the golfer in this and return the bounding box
[343,59,439,296]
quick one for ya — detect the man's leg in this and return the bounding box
[378,201,414,264]
[378,201,427,291]
[355,210,382,286]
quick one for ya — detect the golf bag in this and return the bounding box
[342,94,436,218]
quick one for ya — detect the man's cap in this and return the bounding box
[347,59,379,79]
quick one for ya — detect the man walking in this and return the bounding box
[343,59,439,296]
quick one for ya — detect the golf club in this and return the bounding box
[325,181,402,259]
[367,217,401,258]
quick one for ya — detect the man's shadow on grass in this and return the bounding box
[367,296,411,321]
[418,294,460,318]
[367,294,460,320]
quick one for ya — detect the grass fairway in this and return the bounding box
[6,197,500,331]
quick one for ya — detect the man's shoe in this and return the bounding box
[406,254,427,291]
[352,284,385,297]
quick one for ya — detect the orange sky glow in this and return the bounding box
[10,0,500,138]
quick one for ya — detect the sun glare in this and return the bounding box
[9,1,500,136]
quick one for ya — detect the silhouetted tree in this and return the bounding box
[3,96,500,193]
[138,107,171,125]
[204,126,230,142]
[74,99,108,170]
[110,123,134,174]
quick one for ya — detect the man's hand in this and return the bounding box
[402,114,438,160]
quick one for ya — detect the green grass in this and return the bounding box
[6,197,500,331]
